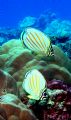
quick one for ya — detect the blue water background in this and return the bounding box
[0,0,71,28]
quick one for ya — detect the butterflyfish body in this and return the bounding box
[21,28,54,57]
[22,69,46,100]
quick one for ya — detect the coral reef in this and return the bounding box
[0,38,71,119]
[0,69,18,96]
[0,40,71,82]
[0,39,34,74]
[29,80,71,120]
[0,28,21,45]
[18,16,37,29]
[0,94,37,120]
[37,10,56,30]
[0,11,71,59]
[44,20,71,42]
[0,11,71,120]
[0,37,71,119]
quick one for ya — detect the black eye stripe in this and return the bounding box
[40,89,47,100]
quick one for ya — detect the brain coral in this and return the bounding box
[0,69,18,96]
[0,94,37,120]
[0,39,71,97]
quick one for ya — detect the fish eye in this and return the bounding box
[43,92,47,96]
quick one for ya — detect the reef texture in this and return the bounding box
[0,38,71,119]
[28,80,71,120]
[0,11,71,58]
[0,94,37,120]
[0,69,18,96]
[0,39,71,80]
[0,11,71,120]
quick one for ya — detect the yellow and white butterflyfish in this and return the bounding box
[20,27,54,56]
[22,69,46,100]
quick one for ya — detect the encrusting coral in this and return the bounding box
[21,69,71,120]
[0,26,71,120]
[0,94,38,120]
[0,69,18,96]
[0,39,71,100]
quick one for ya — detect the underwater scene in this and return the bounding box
[0,0,71,120]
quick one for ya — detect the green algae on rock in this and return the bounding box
[0,94,37,120]
[0,69,18,96]
[0,38,71,96]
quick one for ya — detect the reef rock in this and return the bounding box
[0,28,21,46]
[64,40,71,58]
[37,10,56,30]
[0,39,71,85]
[18,16,37,29]
[0,94,37,120]
[0,69,18,96]
[0,39,34,75]
[18,11,56,30]
[0,39,71,99]
[28,80,71,120]
[0,12,71,58]
[22,60,71,84]
[44,20,71,42]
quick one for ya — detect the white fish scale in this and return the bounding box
[44,38,50,53]
[26,28,47,53]
[23,77,31,94]
[31,28,50,49]
[26,38,35,51]
[33,32,45,52]
[26,37,38,51]
[27,32,43,51]
[24,33,42,52]
[21,32,34,51]
[38,32,47,48]
[33,29,45,51]
[24,33,35,51]
[26,38,38,51]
